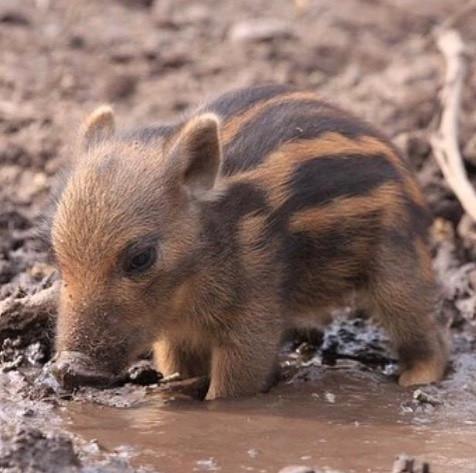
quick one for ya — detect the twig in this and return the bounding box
[155,375,210,400]
[430,30,476,222]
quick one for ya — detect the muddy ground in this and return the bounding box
[0,0,476,472]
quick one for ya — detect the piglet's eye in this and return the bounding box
[124,246,157,275]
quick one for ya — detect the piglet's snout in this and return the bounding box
[52,351,117,390]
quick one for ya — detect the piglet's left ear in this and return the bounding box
[172,113,222,199]
[80,105,115,150]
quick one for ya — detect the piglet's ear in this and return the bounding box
[172,113,222,199]
[80,105,115,149]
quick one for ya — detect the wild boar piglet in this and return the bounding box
[47,85,448,399]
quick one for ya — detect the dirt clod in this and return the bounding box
[0,426,80,473]
[127,360,162,386]
[392,455,431,473]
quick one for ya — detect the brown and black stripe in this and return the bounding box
[199,85,431,308]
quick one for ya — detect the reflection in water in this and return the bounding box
[63,369,476,473]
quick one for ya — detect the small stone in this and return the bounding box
[104,74,138,101]
[127,360,162,386]
[0,9,30,26]
[228,19,294,43]
[195,457,219,470]
[391,454,431,473]
[157,50,191,70]
[413,389,442,407]
[247,448,259,458]
[392,455,414,473]
[395,133,431,170]
[278,466,315,473]
[69,34,85,49]
[325,391,336,403]
[110,44,136,63]
[296,342,317,358]
[25,342,47,366]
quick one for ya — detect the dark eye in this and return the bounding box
[124,246,157,275]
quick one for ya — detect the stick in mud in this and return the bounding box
[430,29,476,221]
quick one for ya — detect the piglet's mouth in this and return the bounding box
[52,351,125,391]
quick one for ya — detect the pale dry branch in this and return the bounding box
[430,30,476,221]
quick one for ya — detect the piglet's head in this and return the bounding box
[51,105,222,388]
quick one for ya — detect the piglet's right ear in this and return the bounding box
[80,105,115,149]
[171,113,222,200]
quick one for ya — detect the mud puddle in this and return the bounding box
[62,368,476,473]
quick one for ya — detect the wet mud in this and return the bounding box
[63,370,476,473]
[1,0,476,472]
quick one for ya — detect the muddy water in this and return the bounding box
[62,369,476,473]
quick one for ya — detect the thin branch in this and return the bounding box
[430,30,476,222]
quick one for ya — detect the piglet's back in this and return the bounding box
[197,85,430,309]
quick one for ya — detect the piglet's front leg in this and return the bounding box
[206,320,282,400]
